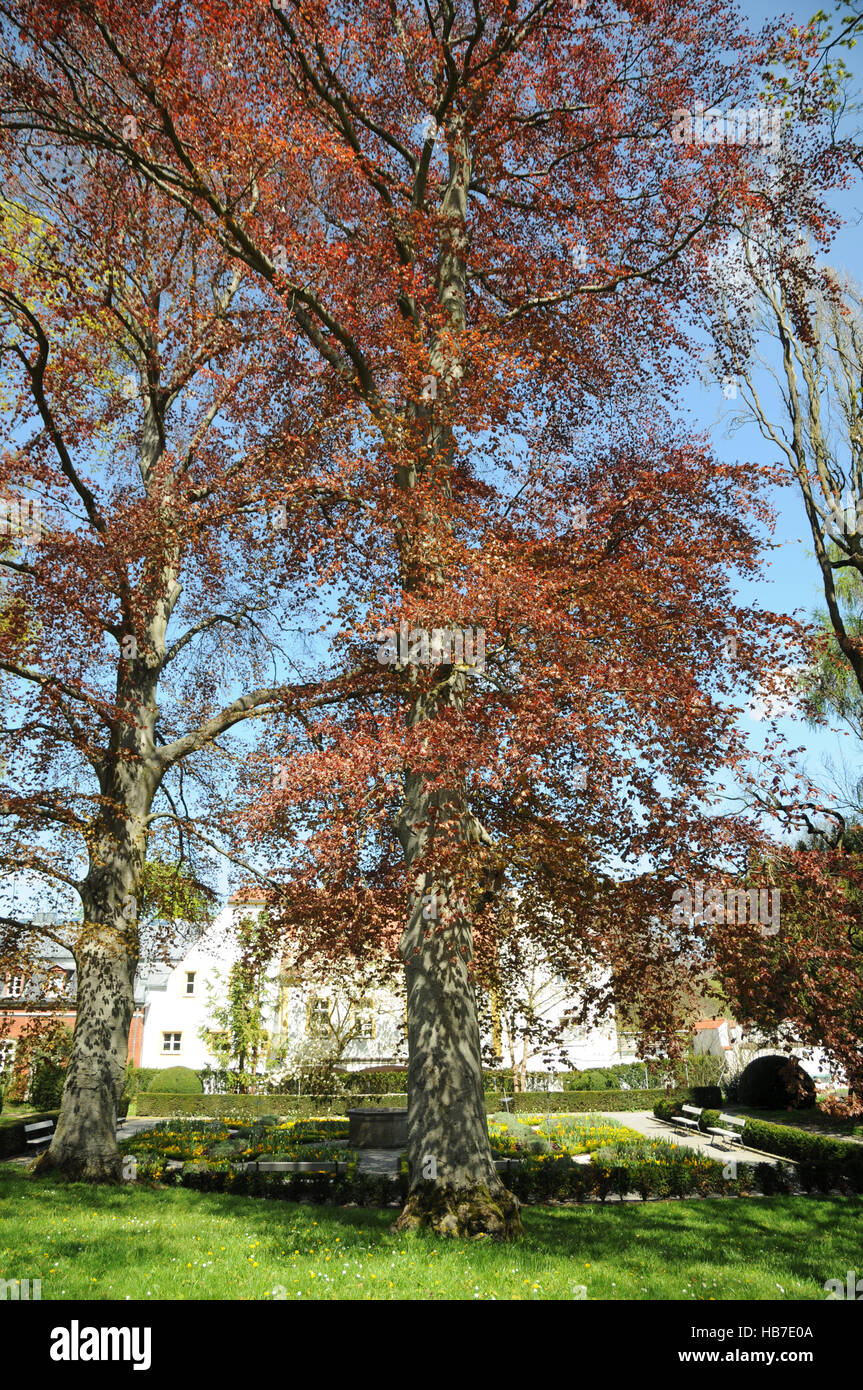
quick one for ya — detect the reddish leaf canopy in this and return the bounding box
[0,1,845,1050]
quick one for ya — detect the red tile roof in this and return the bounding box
[227,883,274,904]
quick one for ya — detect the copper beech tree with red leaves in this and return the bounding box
[714,822,863,1102]
[0,145,365,1179]
[0,0,838,1233]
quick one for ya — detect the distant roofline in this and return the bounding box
[227,884,273,904]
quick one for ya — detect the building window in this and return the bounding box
[4,974,24,998]
[44,969,70,998]
[162,1032,182,1055]
[354,1000,375,1040]
[566,1024,590,1042]
[184,972,196,997]
[307,996,330,1039]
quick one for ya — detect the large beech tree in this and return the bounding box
[0,142,365,1179]
[0,0,829,1231]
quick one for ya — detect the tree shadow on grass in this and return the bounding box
[3,1171,858,1297]
[520,1196,861,1283]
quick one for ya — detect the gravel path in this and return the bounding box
[601,1110,784,1165]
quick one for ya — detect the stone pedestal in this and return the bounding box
[347,1108,408,1149]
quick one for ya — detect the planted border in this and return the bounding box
[654,1098,863,1192]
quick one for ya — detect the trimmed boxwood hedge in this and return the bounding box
[0,1109,61,1159]
[200,1062,723,1097]
[174,1161,409,1206]
[153,1149,791,1205]
[149,1066,203,1094]
[135,1092,412,1119]
[504,1086,721,1113]
[137,1085,721,1120]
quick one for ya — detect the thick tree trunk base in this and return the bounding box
[393,1183,524,1240]
[31,1146,124,1184]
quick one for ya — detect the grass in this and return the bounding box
[0,1102,54,1125]
[0,1167,858,1301]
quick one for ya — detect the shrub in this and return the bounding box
[819,1093,863,1120]
[136,1084,719,1120]
[135,1091,409,1119]
[4,1064,29,1104]
[148,1066,204,1094]
[560,1072,591,1091]
[29,1063,66,1111]
[506,1087,703,1113]
[723,1070,742,1104]
[127,1141,784,1207]
[129,1066,159,1094]
[738,1055,816,1110]
[690,1086,723,1108]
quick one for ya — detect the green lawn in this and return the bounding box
[0,1103,50,1124]
[0,1168,858,1300]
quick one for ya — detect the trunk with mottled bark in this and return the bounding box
[394,768,522,1238]
[34,935,136,1181]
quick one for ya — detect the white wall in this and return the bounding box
[139,906,282,1071]
[137,904,624,1076]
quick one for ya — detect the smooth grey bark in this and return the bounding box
[393,725,522,1237]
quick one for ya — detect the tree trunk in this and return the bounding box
[516,1047,528,1095]
[33,749,152,1181]
[33,938,135,1182]
[394,865,522,1239]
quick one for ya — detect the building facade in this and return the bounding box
[2,893,632,1082]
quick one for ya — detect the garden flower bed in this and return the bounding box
[120,1118,354,1180]
[487,1112,644,1157]
[119,1113,805,1204]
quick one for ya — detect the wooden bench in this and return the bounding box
[705,1114,746,1150]
[24,1120,54,1149]
[670,1104,703,1134]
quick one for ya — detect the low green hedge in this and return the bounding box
[146,1149,791,1206]
[502,1086,721,1113]
[193,1061,723,1098]
[137,1085,720,1120]
[135,1092,411,1119]
[0,1110,61,1159]
[502,1151,791,1203]
[171,1161,409,1206]
[653,1099,863,1191]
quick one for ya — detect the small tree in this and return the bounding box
[199,916,276,1093]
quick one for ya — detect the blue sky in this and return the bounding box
[680,1,863,817]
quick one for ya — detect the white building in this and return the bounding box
[136,891,629,1076]
[137,891,406,1073]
